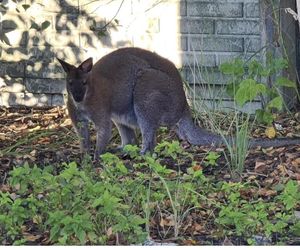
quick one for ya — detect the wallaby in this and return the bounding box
[57,47,300,159]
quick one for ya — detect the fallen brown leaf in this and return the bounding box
[23,233,42,242]
[106,227,113,237]
[160,215,176,227]
[277,164,288,175]
[255,161,269,173]
[257,188,277,197]
[193,165,203,171]
[292,158,300,167]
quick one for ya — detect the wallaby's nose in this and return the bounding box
[73,93,84,102]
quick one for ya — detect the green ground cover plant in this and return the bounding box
[0,141,299,245]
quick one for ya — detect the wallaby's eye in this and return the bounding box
[82,81,87,85]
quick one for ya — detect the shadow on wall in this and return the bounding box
[0,0,131,107]
[1,0,297,110]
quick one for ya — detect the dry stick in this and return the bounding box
[92,0,125,29]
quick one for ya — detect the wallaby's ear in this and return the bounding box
[57,58,75,73]
[78,57,93,73]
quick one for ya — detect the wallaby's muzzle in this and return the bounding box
[72,92,85,102]
[68,81,87,103]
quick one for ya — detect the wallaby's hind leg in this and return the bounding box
[133,68,188,154]
[138,119,157,155]
[134,104,157,154]
[115,123,137,147]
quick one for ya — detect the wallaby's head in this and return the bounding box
[57,57,93,102]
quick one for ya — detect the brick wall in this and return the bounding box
[0,0,264,111]
[180,0,262,112]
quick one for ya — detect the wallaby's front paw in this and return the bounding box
[140,148,152,155]
[140,148,147,155]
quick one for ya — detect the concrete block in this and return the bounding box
[181,52,216,67]
[23,92,52,106]
[180,1,187,16]
[147,18,160,33]
[190,36,243,52]
[245,2,260,18]
[25,78,66,94]
[51,94,65,106]
[180,36,188,51]
[55,14,79,30]
[1,29,28,46]
[180,19,214,34]
[32,0,79,13]
[79,0,131,17]
[26,61,65,79]
[244,37,261,53]
[216,20,260,35]
[26,46,86,65]
[0,47,28,62]
[0,61,25,77]
[182,67,231,85]
[217,52,263,65]
[78,15,107,31]
[185,83,230,100]
[188,2,243,17]
[0,78,24,93]
[1,12,30,29]
[0,92,51,107]
[190,99,262,114]
[28,30,80,47]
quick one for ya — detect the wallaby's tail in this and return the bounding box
[176,112,224,146]
[249,137,300,148]
[176,112,300,148]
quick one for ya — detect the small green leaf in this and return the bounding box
[274,183,285,192]
[97,30,106,37]
[76,229,86,244]
[276,77,296,88]
[220,59,244,76]
[87,231,97,243]
[248,60,263,77]
[291,222,300,236]
[22,4,31,11]
[41,21,51,31]
[255,109,274,125]
[30,22,40,30]
[116,162,128,174]
[226,81,238,98]
[266,96,283,111]
[273,58,288,71]
[0,33,11,46]
[220,61,235,75]
[49,225,60,241]
[92,198,102,208]
[235,79,266,106]
[260,69,271,77]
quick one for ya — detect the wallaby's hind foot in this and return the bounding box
[137,121,157,155]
